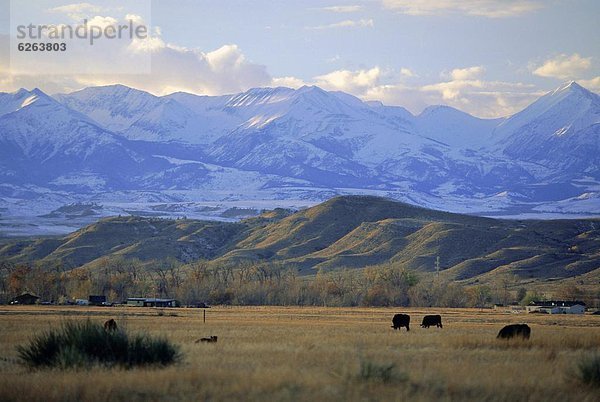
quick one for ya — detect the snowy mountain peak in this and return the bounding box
[1,81,600,221]
[553,80,585,95]
[419,104,467,118]
[226,87,295,108]
[493,81,600,170]
[0,88,56,117]
[545,81,597,105]
[365,100,384,108]
[496,81,599,136]
[60,84,157,104]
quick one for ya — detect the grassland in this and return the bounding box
[0,305,599,401]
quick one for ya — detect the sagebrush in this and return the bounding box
[17,320,180,369]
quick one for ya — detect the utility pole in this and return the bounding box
[435,256,440,278]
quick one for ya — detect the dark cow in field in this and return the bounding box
[497,324,531,340]
[391,314,410,331]
[196,336,218,343]
[421,314,443,328]
[103,319,117,332]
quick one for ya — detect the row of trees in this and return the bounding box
[1,258,598,308]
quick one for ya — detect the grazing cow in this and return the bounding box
[196,336,218,343]
[497,324,531,340]
[103,319,117,332]
[421,315,443,328]
[391,314,410,331]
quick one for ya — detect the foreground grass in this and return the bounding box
[18,320,179,369]
[0,306,599,401]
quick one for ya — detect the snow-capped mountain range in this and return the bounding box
[1,81,599,235]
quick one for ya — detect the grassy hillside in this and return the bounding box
[0,216,248,269]
[1,196,599,283]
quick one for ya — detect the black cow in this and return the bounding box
[391,314,410,331]
[103,319,117,332]
[421,314,443,328]
[497,324,531,340]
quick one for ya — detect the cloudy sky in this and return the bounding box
[1,0,599,117]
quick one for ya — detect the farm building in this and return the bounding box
[10,293,40,305]
[143,298,179,307]
[526,301,586,314]
[126,297,179,307]
[88,295,106,306]
[126,297,146,307]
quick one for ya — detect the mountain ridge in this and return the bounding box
[0,81,599,236]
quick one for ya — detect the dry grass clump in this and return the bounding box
[17,319,180,369]
[356,359,408,384]
[574,353,600,387]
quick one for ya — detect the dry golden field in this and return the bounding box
[0,305,599,402]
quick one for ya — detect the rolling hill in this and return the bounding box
[1,196,598,284]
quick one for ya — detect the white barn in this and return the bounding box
[526,301,586,314]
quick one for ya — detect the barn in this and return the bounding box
[88,295,106,306]
[527,300,586,314]
[10,293,40,305]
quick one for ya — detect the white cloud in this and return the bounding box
[315,67,381,93]
[532,53,592,80]
[319,5,364,13]
[447,66,485,81]
[311,63,541,118]
[124,14,145,25]
[422,79,483,101]
[419,78,540,116]
[579,76,600,92]
[400,68,415,78]
[2,10,272,97]
[85,15,118,29]
[49,2,105,20]
[67,42,272,96]
[271,76,306,89]
[306,19,373,30]
[382,0,543,18]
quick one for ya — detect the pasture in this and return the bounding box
[0,305,598,401]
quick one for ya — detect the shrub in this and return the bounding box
[18,320,180,369]
[575,354,600,387]
[357,360,408,384]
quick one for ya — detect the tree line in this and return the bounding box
[1,257,598,308]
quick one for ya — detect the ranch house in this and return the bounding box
[526,300,586,314]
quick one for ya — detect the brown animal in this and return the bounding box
[196,336,218,343]
[103,319,117,332]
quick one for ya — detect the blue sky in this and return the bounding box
[1,0,599,117]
